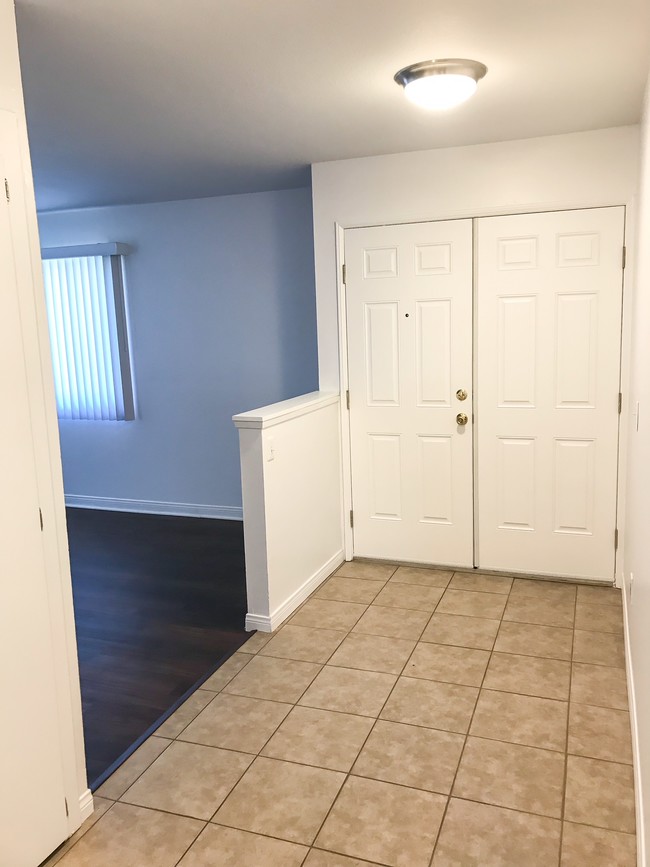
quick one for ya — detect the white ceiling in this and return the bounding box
[15,0,650,212]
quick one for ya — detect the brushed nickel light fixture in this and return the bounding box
[394,58,487,110]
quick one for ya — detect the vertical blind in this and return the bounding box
[42,254,132,420]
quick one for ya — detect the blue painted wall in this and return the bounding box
[38,187,318,510]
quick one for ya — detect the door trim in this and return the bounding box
[336,203,630,583]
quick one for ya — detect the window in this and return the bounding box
[41,243,134,421]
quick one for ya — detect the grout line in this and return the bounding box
[171,819,209,867]
[427,582,505,865]
[557,579,577,865]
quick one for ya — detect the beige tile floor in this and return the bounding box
[45,561,636,867]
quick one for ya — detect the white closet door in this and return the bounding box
[345,220,473,566]
[476,207,624,580]
[0,111,68,866]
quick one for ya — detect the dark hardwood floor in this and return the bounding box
[65,508,248,789]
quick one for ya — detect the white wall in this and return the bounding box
[38,188,318,516]
[0,0,87,845]
[234,392,343,630]
[312,125,640,391]
[624,76,650,864]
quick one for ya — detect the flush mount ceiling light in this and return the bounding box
[394,58,487,110]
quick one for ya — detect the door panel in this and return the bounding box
[0,111,68,867]
[346,220,473,566]
[476,207,624,580]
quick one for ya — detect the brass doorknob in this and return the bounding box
[456,388,468,401]
[456,413,468,426]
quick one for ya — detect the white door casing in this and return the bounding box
[0,111,69,866]
[345,220,474,567]
[476,207,624,580]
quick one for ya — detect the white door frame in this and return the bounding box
[335,201,631,585]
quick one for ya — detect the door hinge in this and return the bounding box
[615,528,619,550]
[39,508,43,531]
[622,246,627,270]
[341,263,346,284]
[349,509,354,528]
[4,178,9,202]
[64,797,69,817]
[618,392,622,414]
[346,389,350,410]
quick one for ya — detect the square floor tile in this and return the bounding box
[155,689,216,738]
[202,653,251,692]
[404,642,489,687]
[315,576,385,604]
[575,602,624,634]
[571,662,629,710]
[453,736,565,817]
[573,629,625,667]
[432,798,561,867]
[178,693,290,753]
[372,583,444,612]
[470,689,567,751]
[483,652,570,700]
[568,703,633,764]
[510,578,576,602]
[449,571,513,594]
[95,736,171,800]
[178,824,308,866]
[494,621,573,660]
[258,625,345,663]
[121,740,251,819]
[352,605,430,639]
[261,706,374,771]
[577,585,623,607]
[564,755,635,833]
[421,613,499,650]
[327,632,416,674]
[52,802,203,867]
[380,677,478,733]
[238,631,272,654]
[435,589,506,619]
[222,655,321,703]
[390,565,453,587]
[560,822,636,867]
[315,776,446,867]
[214,756,345,844]
[299,665,396,716]
[290,599,367,631]
[503,595,575,628]
[352,719,464,793]
[335,561,396,581]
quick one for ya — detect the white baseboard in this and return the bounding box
[79,788,94,823]
[245,549,344,632]
[65,494,242,521]
[622,575,645,867]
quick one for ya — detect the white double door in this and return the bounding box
[345,206,624,580]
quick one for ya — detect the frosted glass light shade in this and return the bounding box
[404,74,477,110]
[395,58,487,111]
